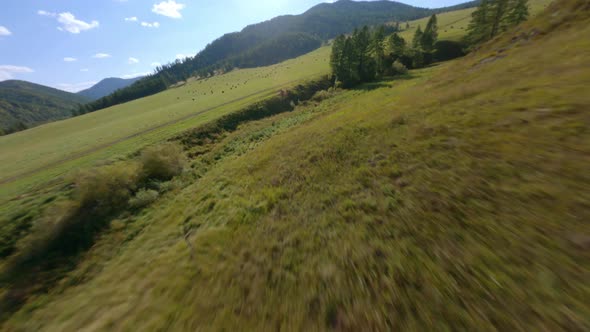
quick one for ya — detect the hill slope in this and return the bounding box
[0,80,89,135]
[2,0,589,330]
[79,1,479,115]
[77,77,143,100]
[399,0,554,41]
[0,47,331,202]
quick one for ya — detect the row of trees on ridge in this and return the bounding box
[330,14,442,87]
[330,0,531,87]
[466,0,530,45]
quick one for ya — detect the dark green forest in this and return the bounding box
[77,77,143,101]
[0,80,90,135]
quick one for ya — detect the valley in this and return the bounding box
[0,0,588,330]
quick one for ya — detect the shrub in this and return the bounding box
[129,189,159,209]
[158,178,182,193]
[8,200,80,265]
[140,143,186,181]
[391,60,409,75]
[75,162,141,214]
[311,90,332,102]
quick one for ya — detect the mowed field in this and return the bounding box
[0,47,330,202]
[399,0,554,41]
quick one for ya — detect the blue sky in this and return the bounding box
[0,0,466,92]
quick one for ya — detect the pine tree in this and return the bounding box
[490,0,510,38]
[372,26,386,76]
[388,33,406,56]
[466,0,493,45]
[421,14,438,52]
[330,35,347,82]
[412,25,424,49]
[354,26,375,82]
[342,37,358,86]
[507,0,529,25]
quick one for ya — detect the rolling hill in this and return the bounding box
[78,1,480,115]
[0,47,331,202]
[77,77,144,100]
[2,0,589,330]
[399,0,554,41]
[0,80,90,135]
[0,0,553,204]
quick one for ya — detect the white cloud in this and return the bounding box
[93,53,111,59]
[152,0,185,19]
[0,26,11,36]
[39,10,99,34]
[80,68,89,72]
[57,13,99,33]
[176,54,189,60]
[121,72,150,79]
[151,62,161,67]
[128,57,139,64]
[124,16,138,22]
[56,81,98,93]
[0,65,34,81]
[38,10,56,17]
[141,21,160,28]
[64,57,77,62]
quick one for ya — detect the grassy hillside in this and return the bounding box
[0,47,331,203]
[0,0,556,204]
[0,80,90,135]
[2,0,589,329]
[80,1,479,116]
[77,77,143,100]
[399,0,554,41]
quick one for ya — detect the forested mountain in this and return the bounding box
[0,80,90,135]
[76,0,479,116]
[77,77,144,100]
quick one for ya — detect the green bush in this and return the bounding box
[311,90,332,102]
[75,161,141,214]
[129,189,159,209]
[140,143,186,181]
[158,178,182,193]
[391,60,409,75]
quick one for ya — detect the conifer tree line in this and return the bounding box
[331,0,531,87]
[330,15,441,88]
[466,0,529,45]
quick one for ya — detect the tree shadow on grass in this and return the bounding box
[0,208,114,323]
[352,74,416,91]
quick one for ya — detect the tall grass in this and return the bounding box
[0,143,186,318]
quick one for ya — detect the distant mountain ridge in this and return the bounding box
[0,80,90,135]
[77,0,480,115]
[77,77,144,100]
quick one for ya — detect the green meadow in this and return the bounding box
[399,0,554,41]
[2,0,588,329]
[4,0,589,328]
[0,0,552,204]
[0,48,330,202]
